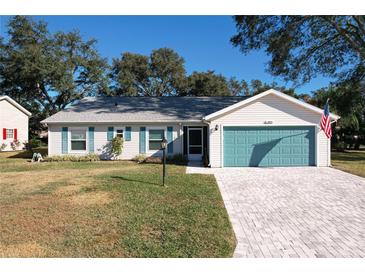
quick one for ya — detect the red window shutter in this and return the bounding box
[2,128,6,140]
[14,129,17,140]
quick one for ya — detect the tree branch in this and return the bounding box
[321,16,365,59]
[345,18,365,49]
[291,33,341,77]
[37,82,54,110]
[352,16,365,36]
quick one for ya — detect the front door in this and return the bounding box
[188,128,203,161]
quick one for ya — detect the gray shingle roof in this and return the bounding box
[42,96,248,123]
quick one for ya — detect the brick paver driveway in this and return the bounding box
[187,166,365,258]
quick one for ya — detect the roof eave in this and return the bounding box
[204,89,340,121]
[41,119,204,124]
[0,96,32,117]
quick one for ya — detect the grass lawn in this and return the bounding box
[0,151,235,257]
[332,151,365,178]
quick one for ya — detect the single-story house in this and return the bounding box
[0,95,32,151]
[41,89,339,167]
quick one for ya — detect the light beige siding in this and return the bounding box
[209,93,330,167]
[0,99,29,151]
[209,123,221,168]
[317,129,330,167]
[48,126,62,156]
[48,123,183,159]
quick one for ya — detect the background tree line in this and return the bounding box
[0,16,364,149]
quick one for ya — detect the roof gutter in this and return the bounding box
[202,118,210,125]
[41,119,205,125]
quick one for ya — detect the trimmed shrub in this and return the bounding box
[167,153,188,165]
[135,154,189,165]
[111,136,124,156]
[132,154,147,164]
[133,154,189,165]
[10,139,21,150]
[0,143,7,151]
[44,153,100,162]
[144,156,162,164]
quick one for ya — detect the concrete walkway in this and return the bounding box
[186,166,365,258]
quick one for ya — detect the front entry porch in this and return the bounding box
[183,126,208,163]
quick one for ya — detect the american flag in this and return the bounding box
[320,99,332,139]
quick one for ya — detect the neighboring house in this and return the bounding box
[42,89,339,167]
[0,96,32,151]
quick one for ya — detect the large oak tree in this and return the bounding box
[0,16,109,134]
[231,16,365,85]
[110,48,187,96]
[186,71,231,96]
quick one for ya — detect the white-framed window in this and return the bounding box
[6,129,14,139]
[70,128,87,152]
[115,128,124,139]
[148,128,165,151]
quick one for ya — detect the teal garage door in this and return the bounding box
[223,126,315,167]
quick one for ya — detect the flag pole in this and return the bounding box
[318,97,336,131]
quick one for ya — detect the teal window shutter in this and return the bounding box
[62,127,68,154]
[167,126,173,153]
[107,127,114,141]
[139,127,146,153]
[88,127,95,152]
[125,127,131,141]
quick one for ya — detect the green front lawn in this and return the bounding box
[332,151,365,178]
[0,151,235,257]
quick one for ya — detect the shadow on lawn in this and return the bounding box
[7,148,48,159]
[332,151,365,162]
[110,175,163,187]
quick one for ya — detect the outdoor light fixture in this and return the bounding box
[161,138,168,186]
[161,138,167,150]
[215,124,219,131]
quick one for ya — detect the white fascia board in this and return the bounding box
[40,119,204,124]
[0,95,32,117]
[203,89,340,121]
